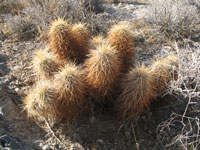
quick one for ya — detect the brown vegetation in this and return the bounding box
[53,63,88,122]
[107,22,135,73]
[149,55,179,95]
[84,42,121,100]
[116,65,155,120]
[23,80,58,121]
[32,48,61,80]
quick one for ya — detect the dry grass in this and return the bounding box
[107,22,135,73]
[32,48,61,80]
[3,14,37,41]
[23,80,58,121]
[54,63,88,122]
[156,41,200,150]
[149,55,179,95]
[146,0,200,40]
[116,64,155,120]
[84,42,121,100]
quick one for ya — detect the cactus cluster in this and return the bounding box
[23,18,179,122]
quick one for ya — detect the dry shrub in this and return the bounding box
[20,0,113,37]
[0,0,24,14]
[156,41,200,149]
[107,22,135,73]
[23,80,58,121]
[149,55,179,95]
[54,63,88,122]
[3,14,37,41]
[84,42,121,100]
[116,65,155,120]
[32,48,61,80]
[146,0,200,40]
[3,0,116,41]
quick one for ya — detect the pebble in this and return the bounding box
[0,135,23,150]
[0,54,6,63]
[0,63,9,76]
[0,97,18,121]
[70,143,85,150]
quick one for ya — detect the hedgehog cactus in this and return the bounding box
[149,55,179,95]
[71,23,90,62]
[32,48,61,80]
[54,63,88,121]
[23,80,58,121]
[107,22,135,73]
[48,18,74,62]
[89,35,105,49]
[23,18,180,123]
[48,18,90,64]
[116,65,156,120]
[84,42,121,100]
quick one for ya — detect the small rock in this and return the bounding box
[0,54,6,63]
[70,143,85,150]
[0,97,18,121]
[97,139,104,144]
[15,88,19,93]
[0,135,23,150]
[0,82,6,101]
[0,114,4,121]
[0,63,9,76]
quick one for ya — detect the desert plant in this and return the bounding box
[3,14,37,41]
[116,65,155,120]
[71,23,90,62]
[23,80,58,121]
[48,18,91,64]
[156,41,200,150]
[149,55,179,95]
[48,18,76,62]
[32,48,61,80]
[84,42,121,100]
[146,0,200,40]
[53,63,88,122]
[107,22,135,73]
[89,35,105,49]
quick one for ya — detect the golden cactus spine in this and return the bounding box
[48,18,76,62]
[54,63,88,122]
[32,48,61,80]
[84,42,121,101]
[89,35,105,49]
[23,80,58,121]
[149,55,179,95]
[48,18,90,64]
[71,23,90,62]
[107,22,135,73]
[116,65,156,120]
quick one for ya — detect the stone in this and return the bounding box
[0,97,18,121]
[0,54,6,63]
[0,135,23,150]
[70,143,85,150]
[0,63,9,76]
[0,81,6,103]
